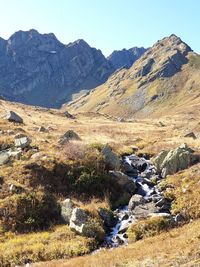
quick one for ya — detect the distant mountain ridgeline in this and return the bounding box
[0,29,146,108]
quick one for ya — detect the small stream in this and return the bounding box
[105,154,171,247]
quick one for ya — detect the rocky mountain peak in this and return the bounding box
[128,34,192,81]
[108,46,147,71]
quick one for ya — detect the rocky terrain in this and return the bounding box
[0,33,200,267]
[0,98,199,266]
[0,30,146,109]
[67,35,200,119]
[107,47,147,71]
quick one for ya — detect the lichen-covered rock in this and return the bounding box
[61,198,75,224]
[69,207,105,241]
[153,144,198,177]
[102,145,121,170]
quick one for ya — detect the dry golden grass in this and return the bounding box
[33,219,200,267]
[1,99,200,266]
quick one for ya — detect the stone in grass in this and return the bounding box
[5,111,23,123]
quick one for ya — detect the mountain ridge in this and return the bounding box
[66,34,200,118]
[0,29,147,108]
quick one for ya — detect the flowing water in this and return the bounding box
[105,154,170,247]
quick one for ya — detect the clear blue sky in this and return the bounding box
[0,0,199,56]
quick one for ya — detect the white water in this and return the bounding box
[105,154,165,247]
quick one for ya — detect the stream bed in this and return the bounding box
[105,154,172,247]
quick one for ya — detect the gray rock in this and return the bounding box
[61,198,75,224]
[15,136,31,148]
[128,194,145,210]
[98,208,117,228]
[5,111,23,123]
[184,132,197,139]
[69,207,104,240]
[69,208,88,233]
[38,126,48,132]
[59,130,81,144]
[153,144,198,177]
[63,111,75,119]
[102,145,121,170]
[109,170,136,194]
[0,152,10,165]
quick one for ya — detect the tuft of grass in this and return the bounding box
[127,216,174,242]
[0,225,96,266]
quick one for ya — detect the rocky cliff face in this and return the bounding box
[108,47,147,71]
[0,30,114,107]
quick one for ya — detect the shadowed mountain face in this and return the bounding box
[67,34,200,118]
[0,30,146,108]
[108,47,147,71]
[0,30,114,108]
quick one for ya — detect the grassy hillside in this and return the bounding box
[0,99,200,265]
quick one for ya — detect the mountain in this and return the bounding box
[67,34,200,118]
[0,30,114,108]
[108,47,147,71]
[0,29,146,108]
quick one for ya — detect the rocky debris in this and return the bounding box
[38,126,48,133]
[102,145,121,170]
[15,136,32,149]
[5,111,23,123]
[61,198,75,224]
[184,132,197,139]
[153,144,199,177]
[0,152,10,165]
[109,170,136,194]
[59,130,81,144]
[63,111,75,119]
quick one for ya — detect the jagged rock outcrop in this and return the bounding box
[0,29,114,108]
[108,47,147,71]
[68,34,195,118]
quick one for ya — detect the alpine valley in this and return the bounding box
[0,30,199,267]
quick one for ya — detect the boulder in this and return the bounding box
[128,194,145,210]
[102,145,121,170]
[69,208,104,240]
[69,208,88,233]
[0,152,10,165]
[184,132,197,139]
[109,170,136,194]
[98,208,117,228]
[61,198,75,224]
[38,126,48,133]
[5,111,23,123]
[15,136,32,148]
[59,130,81,144]
[63,111,75,119]
[128,194,160,219]
[153,144,198,177]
